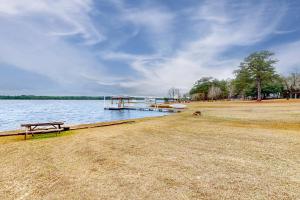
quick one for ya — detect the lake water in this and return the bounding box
[0,100,167,132]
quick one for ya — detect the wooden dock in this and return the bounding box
[104,96,181,113]
[104,107,180,113]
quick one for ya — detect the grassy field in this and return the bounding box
[0,100,299,199]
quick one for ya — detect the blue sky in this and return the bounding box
[0,0,300,96]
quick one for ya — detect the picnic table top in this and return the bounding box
[21,122,64,127]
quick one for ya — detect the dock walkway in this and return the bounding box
[104,107,180,113]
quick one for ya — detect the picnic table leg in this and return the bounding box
[31,127,34,138]
[25,128,28,140]
[55,125,58,136]
[58,125,61,135]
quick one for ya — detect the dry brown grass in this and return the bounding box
[0,100,299,199]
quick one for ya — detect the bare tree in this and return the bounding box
[168,87,181,101]
[283,72,300,99]
[226,79,235,99]
[208,86,222,100]
[168,87,176,99]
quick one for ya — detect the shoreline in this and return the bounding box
[0,114,170,140]
[1,98,300,135]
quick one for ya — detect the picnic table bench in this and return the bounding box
[21,122,65,140]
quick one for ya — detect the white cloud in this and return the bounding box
[108,0,176,54]
[123,8,174,34]
[0,0,295,96]
[111,0,288,96]
[0,0,119,94]
[273,40,300,74]
[0,0,104,44]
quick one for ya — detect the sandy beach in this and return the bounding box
[0,100,299,199]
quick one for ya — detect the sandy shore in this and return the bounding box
[0,100,299,199]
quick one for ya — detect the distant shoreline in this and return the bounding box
[0,95,164,100]
[0,95,104,100]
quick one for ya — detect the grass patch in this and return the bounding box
[31,130,76,140]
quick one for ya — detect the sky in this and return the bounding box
[0,0,300,96]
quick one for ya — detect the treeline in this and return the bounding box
[190,51,300,101]
[0,95,161,100]
[0,95,105,100]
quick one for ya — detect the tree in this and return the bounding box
[190,77,229,100]
[234,51,278,101]
[226,79,235,99]
[208,86,222,100]
[168,87,181,100]
[261,77,284,98]
[283,72,300,99]
[190,77,213,100]
[233,67,254,98]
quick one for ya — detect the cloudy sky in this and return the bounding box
[0,0,299,96]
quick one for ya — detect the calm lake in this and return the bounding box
[0,100,167,132]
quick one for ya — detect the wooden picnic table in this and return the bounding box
[21,122,64,140]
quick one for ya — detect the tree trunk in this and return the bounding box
[257,79,262,101]
[286,91,290,100]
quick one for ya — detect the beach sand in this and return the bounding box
[0,100,299,199]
